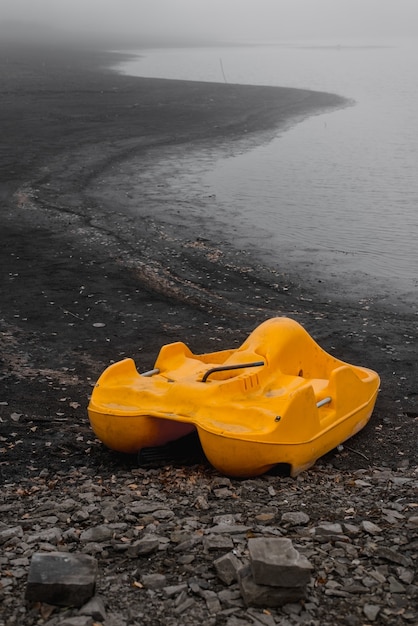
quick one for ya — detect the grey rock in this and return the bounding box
[199,588,222,613]
[0,526,24,544]
[127,534,160,557]
[343,523,361,535]
[72,509,90,522]
[407,515,418,529]
[225,618,253,626]
[102,505,119,522]
[174,597,196,614]
[177,554,195,565]
[247,608,277,625]
[128,501,169,514]
[79,595,107,621]
[237,565,306,607]
[99,611,127,626]
[79,525,113,543]
[396,566,415,584]
[140,573,167,589]
[218,588,243,608]
[26,527,62,544]
[174,589,189,606]
[203,534,234,551]
[375,545,412,566]
[173,536,202,552]
[281,511,310,526]
[152,508,175,520]
[361,520,382,534]
[25,552,98,607]
[213,513,242,524]
[213,487,234,498]
[248,538,313,588]
[194,495,210,509]
[214,551,242,585]
[163,583,188,597]
[390,476,413,485]
[206,523,251,535]
[388,576,406,593]
[81,541,106,555]
[314,522,344,537]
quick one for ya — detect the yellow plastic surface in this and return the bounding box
[88,317,380,476]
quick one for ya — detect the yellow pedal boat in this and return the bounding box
[88,317,380,477]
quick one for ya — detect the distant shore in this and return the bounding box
[0,42,416,483]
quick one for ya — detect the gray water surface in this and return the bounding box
[116,41,418,305]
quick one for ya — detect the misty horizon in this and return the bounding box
[1,0,418,49]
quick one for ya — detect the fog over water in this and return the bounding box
[2,0,418,43]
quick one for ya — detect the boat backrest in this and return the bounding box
[241,317,343,380]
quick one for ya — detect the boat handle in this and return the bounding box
[141,368,160,377]
[316,396,332,408]
[201,361,265,383]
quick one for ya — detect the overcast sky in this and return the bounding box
[2,0,418,42]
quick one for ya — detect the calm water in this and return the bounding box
[116,41,418,303]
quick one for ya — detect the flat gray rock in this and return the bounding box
[238,565,306,607]
[248,537,313,588]
[25,552,98,607]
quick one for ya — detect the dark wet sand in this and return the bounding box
[0,43,416,482]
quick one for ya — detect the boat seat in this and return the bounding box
[310,378,329,396]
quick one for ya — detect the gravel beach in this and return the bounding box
[0,43,417,625]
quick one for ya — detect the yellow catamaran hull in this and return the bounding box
[88,317,380,477]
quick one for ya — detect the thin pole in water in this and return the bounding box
[219,58,228,83]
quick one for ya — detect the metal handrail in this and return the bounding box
[201,361,265,383]
[141,368,160,377]
[316,396,332,408]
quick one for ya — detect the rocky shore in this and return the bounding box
[0,43,417,625]
[1,462,417,625]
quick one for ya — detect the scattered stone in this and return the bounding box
[0,525,25,545]
[281,511,310,526]
[361,520,382,535]
[26,527,62,544]
[218,587,243,608]
[25,552,98,607]
[126,534,160,557]
[225,618,252,626]
[203,534,234,551]
[199,588,222,613]
[163,583,188,597]
[174,597,196,614]
[140,573,167,589]
[2,461,417,625]
[79,525,113,543]
[79,595,107,621]
[314,522,344,537]
[248,538,313,587]
[129,501,172,515]
[213,551,242,585]
[396,566,415,584]
[407,516,418,529]
[247,608,277,626]
[375,545,412,567]
[238,565,306,607]
[388,575,406,593]
[207,523,250,535]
